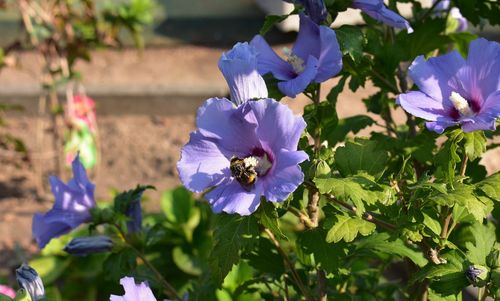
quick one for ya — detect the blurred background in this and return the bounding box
[0,0,499,283]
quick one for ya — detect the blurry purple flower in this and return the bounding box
[352,0,413,33]
[64,235,113,256]
[433,0,467,32]
[284,0,327,24]
[177,98,308,215]
[32,155,96,249]
[125,195,143,233]
[0,285,15,299]
[16,264,45,301]
[396,38,500,133]
[250,13,342,98]
[110,277,163,301]
[218,42,268,106]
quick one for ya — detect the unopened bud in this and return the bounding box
[487,248,500,269]
[465,264,489,287]
[64,236,113,256]
[315,160,331,177]
[15,264,45,301]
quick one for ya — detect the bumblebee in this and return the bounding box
[230,157,257,189]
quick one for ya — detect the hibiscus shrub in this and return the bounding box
[7,1,500,301]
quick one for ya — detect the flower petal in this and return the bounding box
[292,14,321,61]
[315,25,342,82]
[396,91,452,121]
[353,0,413,32]
[462,90,500,132]
[218,42,268,105]
[250,35,295,80]
[205,179,262,215]
[177,131,230,193]
[409,52,465,103]
[263,149,308,202]
[196,98,261,153]
[297,0,327,24]
[32,213,74,249]
[110,277,158,301]
[277,55,319,97]
[248,98,307,152]
[425,120,458,134]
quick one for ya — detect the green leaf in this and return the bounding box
[336,25,365,62]
[476,172,500,201]
[463,131,487,161]
[161,187,193,224]
[324,215,375,243]
[29,256,71,285]
[334,138,388,179]
[209,214,259,286]
[411,251,467,286]
[423,212,442,237]
[435,130,464,184]
[172,247,204,276]
[356,233,427,267]
[113,185,154,213]
[315,176,372,214]
[102,248,137,281]
[244,238,284,276]
[326,76,347,105]
[254,200,286,240]
[326,115,375,145]
[260,15,288,36]
[464,222,496,265]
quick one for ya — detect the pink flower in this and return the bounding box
[0,284,16,299]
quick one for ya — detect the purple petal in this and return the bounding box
[196,98,261,154]
[205,179,263,215]
[277,55,319,97]
[425,120,458,134]
[315,25,342,82]
[396,91,454,121]
[262,149,308,202]
[297,0,327,24]
[461,120,496,132]
[408,52,466,103]
[32,213,75,249]
[461,90,500,132]
[250,35,295,80]
[248,98,307,153]
[456,38,500,104]
[110,277,158,301]
[177,131,230,193]
[353,0,413,32]
[218,42,268,105]
[292,14,321,61]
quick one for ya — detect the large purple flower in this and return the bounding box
[352,0,413,33]
[218,42,268,106]
[32,156,96,249]
[110,277,164,301]
[177,97,308,215]
[250,13,342,98]
[396,38,500,133]
[284,0,327,24]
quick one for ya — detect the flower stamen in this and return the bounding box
[283,47,305,74]
[449,92,474,117]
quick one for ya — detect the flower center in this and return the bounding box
[230,152,273,189]
[449,92,474,117]
[283,47,305,74]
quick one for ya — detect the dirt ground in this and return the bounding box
[0,47,499,277]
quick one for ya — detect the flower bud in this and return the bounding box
[487,248,500,269]
[64,236,113,256]
[315,160,331,177]
[15,264,45,301]
[465,264,489,287]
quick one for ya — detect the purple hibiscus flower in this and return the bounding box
[250,13,342,98]
[396,38,500,133]
[32,155,96,249]
[177,97,308,215]
[352,0,413,33]
[218,42,268,106]
[110,277,166,301]
[284,0,327,24]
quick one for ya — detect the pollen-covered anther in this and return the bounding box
[244,154,272,175]
[449,92,474,117]
[283,47,305,74]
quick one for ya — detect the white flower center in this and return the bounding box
[244,154,272,175]
[283,47,305,74]
[449,92,474,117]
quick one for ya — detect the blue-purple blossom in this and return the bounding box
[396,38,500,133]
[434,0,467,32]
[352,0,413,33]
[110,277,166,301]
[177,97,308,215]
[16,264,45,301]
[64,236,113,256]
[284,0,327,24]
[125,195,143,233]
[250,13,342,98]
[218,42,268,106]
[32,155,96,249]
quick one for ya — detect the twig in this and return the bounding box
[288,207,316,229]
[317,269,327,301]
[263,228,314,301]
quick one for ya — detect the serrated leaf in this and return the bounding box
[244,238,284,276]
[324,215,375,243]
[411,251,466,285]
[464,222,496,265]
[297,228,347,274]
[423,212,442,236]
[260,15,288,36]
[336,25,365,62]
[102,248,137,281]
[356,233,428,267]
[326,115,375,145]
[254,201,286,240]
[334,138,388,179]
[209,214,259,286]
[435,130,464,184]
[430,184,490,222]
[476,172,500,201]
[463,131,487,161]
